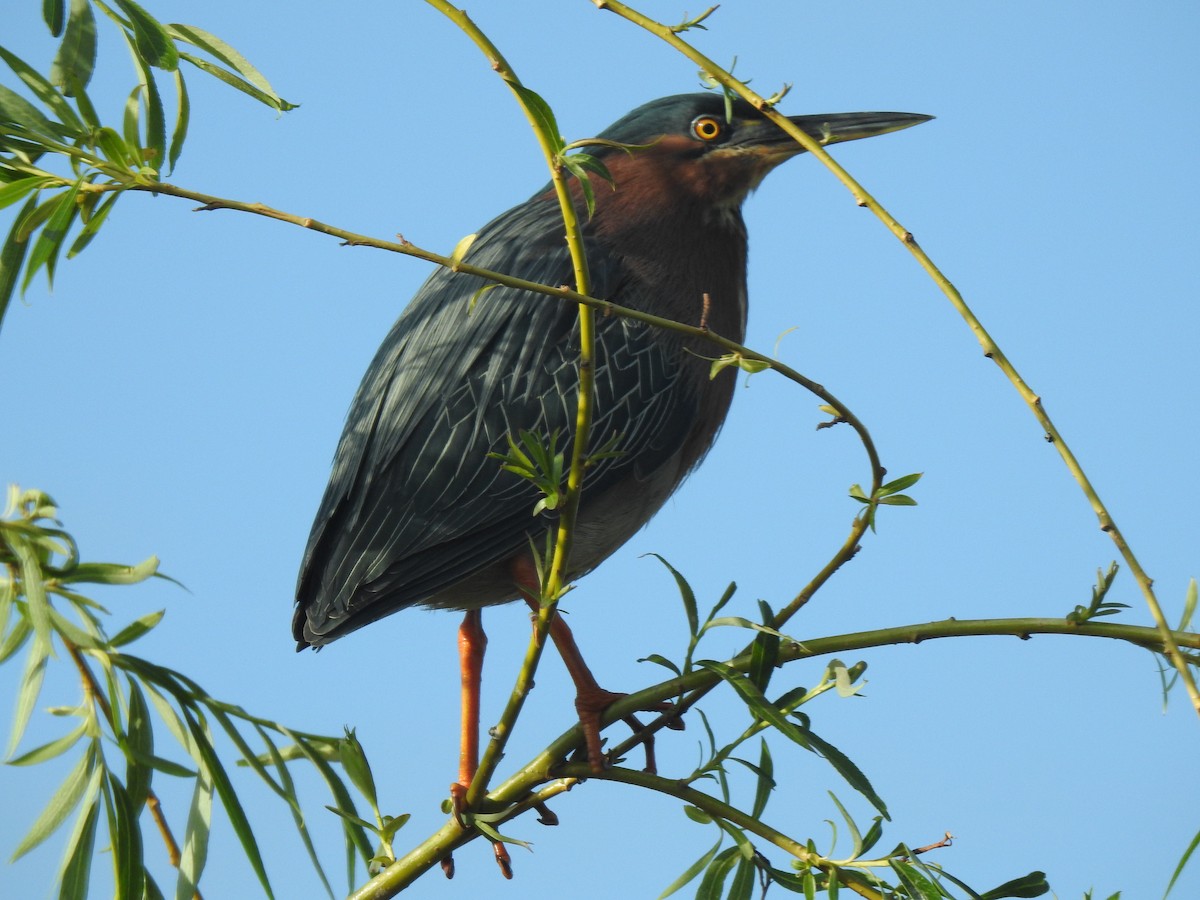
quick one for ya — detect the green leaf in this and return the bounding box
[114,0,178,70]
[6,721,88,766]
[748,599,780,692]
[980,870,1050,899]
[0,195,37,332]
[0,82,71,142]
[683,805,713,825]
[44,0,66,35]
[658,835,722,899]
[176,52,295,112]
[167,68,188,173]
[176,769,213,900]
[0,46,84,135]
[60,556,159,586]
[7,635,50,759]
[52,0,98,93]
[647,553,698,638]
[751,738,774,820]
[450,232,476,269]
[109,609,165,647]
[254,725,335,899]
[339,728,378,812]
[879,472,922,495]
[56,796,100,899]
[21,178,83,294]
[638,653,682,677]
[167,24,294,110]
[178,707,273,898]
[105,772,146,900]
[127,45,167,172]
[11,747,98,860]
[511,83,564,155]
[0,177,52,213]
[123,678,154,812]
[67,191,120,259]
[888,859,941,899]
[801,727,888,819]
[696,845,740,900]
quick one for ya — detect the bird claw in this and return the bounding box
[575,687,676,775]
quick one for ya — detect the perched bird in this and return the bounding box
[294,93,929,795]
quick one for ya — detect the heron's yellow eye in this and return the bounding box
[691,115,723,142]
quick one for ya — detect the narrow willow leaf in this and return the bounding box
[7,720,88,766]
[638,653,681,677]
[323,806,378,833]
[339,728,378,811]
[0,83,68,140]
[177,53,292,111]
[277,727,373,887]
[97,126,134,170]
[510,83,563,155]
[167,68,188,173]
[109,609,165,648]
[124,678,154,812]
[695,845,740,900]
[7,631,50,759]
[0,177,51,212]
[106,773,146,900]
[826,791,864,858]
[658,836,723,899]
[472,819,531,850]
[880,472,922,494]
[122,32,165,170]
[21,178,82,294]
[0,617,33,664]
[167,24,294,109]
[114,0,177,70]
[646,554,698,638]
[803,728,888,819]
[255,725,334,899]
[683,805,713,825]
[179,707,273,897]
[0,196,37,332]
[176,768,213,900]
[11,747,96,860]
[67,191,120,259]
[888,858,940,899]
[52,0,98,93]
[727,856,756,900]
[979,870,1050,899]
[698,661,813,749]
[751,738,774,820]
[61,557,159,586]
[56,795,100,900]
[44,0,66,35]
[0,46,83,135]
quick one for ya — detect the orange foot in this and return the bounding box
[574,686,674,774]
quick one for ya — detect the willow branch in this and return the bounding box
[592,0,1200,717]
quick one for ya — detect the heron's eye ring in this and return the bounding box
[691,115,724,142]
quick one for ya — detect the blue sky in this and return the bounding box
[2,2,1198,897]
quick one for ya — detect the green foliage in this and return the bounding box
[849,471,922,532]
[1066,563,1128,624]
[1,486,375,898]
[0,1,294,331]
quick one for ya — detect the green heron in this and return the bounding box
[294,94,929,797]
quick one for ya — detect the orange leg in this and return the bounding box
[450,608,485,813]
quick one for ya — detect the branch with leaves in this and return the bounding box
[3,2,1198,899]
